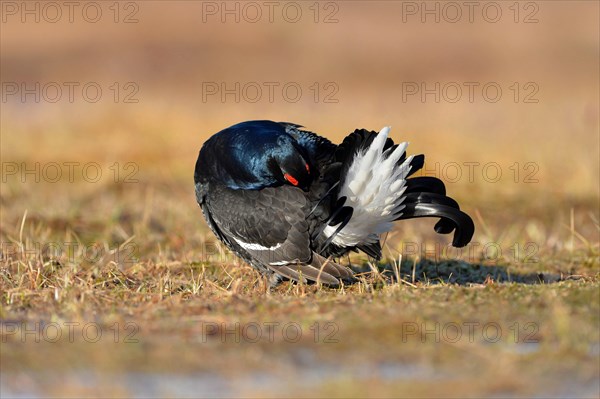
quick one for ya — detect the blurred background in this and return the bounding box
[2,1,598,193]
[1,1,599,397]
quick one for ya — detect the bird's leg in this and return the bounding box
[268,273,283,288]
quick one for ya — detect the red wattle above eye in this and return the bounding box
[284,173,299,186]
[305,163,310,173]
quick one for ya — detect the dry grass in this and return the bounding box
[1,180,598,397]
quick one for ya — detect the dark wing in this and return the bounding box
[195,181,231,246]
[203,183,353,285]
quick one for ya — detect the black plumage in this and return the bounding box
[194,120,474,286]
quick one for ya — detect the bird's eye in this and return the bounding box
[284,173,299,186]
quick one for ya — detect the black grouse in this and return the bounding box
[194,120,474,286]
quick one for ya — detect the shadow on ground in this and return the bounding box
[352,259,565,286]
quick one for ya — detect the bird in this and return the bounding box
[194,120,474,286]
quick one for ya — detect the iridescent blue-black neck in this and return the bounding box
[195,120,311,190]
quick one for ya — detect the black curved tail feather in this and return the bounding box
[400,192,461,212]
[402,158,473,243]
[405,176,447,196]
[397,199,474,247]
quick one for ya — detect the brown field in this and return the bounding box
[1,1,599,398]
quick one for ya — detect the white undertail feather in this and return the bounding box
[324,126,414,247]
